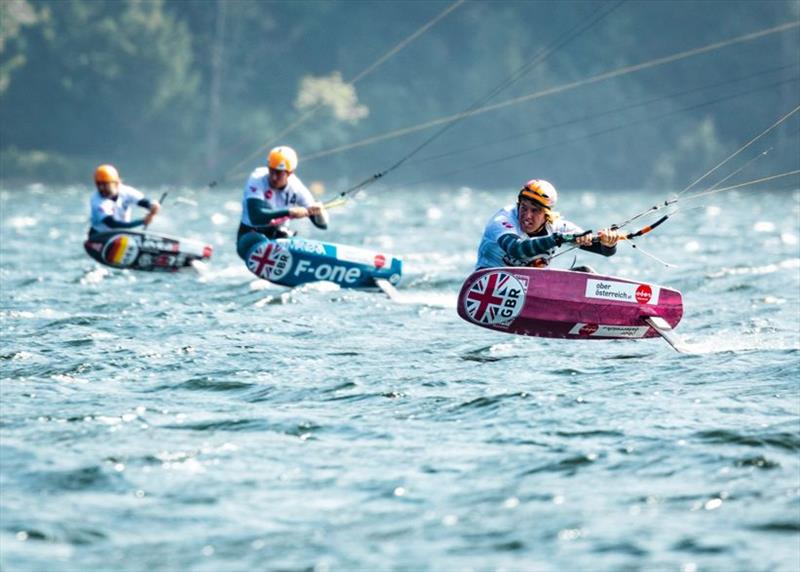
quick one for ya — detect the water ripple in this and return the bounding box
[695,429,800,451]
[2,187,799,571]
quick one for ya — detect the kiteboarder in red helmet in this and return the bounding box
[474,179,619,270]
[88,164,161,237]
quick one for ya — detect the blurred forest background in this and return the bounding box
[1,0,798,192]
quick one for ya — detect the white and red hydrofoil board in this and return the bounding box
[457,267,685,348]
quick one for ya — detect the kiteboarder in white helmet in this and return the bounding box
[236,146,328,259]
[474,179,620,271]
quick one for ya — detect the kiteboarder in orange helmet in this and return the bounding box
[475,179,620,270]
[88,164,161,237]
[236,146,328,259]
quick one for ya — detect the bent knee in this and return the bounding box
[570,265,597,274]
[237,232,264,260]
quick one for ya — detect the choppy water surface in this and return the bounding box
[1,184,799,571]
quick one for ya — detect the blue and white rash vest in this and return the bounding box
[239,167,315,230]
[475,204,582,269]
[89,184,146,234]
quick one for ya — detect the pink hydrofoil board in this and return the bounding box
[457,267,683,340]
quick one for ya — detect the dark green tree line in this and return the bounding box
[1,0,798,190]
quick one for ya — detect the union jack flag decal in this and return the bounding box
[247,241,292,280]
[464,271,527,326]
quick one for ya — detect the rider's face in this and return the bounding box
[518,198,547,235]
[96,181,119,198]
[268,168,289,189]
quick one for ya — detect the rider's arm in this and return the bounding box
[558,221,617,257]
[309,209,328,229]
[100,215,146,229]
[579,242,617,256]
[293,179,327,229]
[498,232,559,259]
[138,198,160,226]
[245,198,291,227]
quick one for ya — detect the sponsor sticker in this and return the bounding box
[153,254,178,268]
[585,279,660,305]
[336,244,385,266]
[288,239,326,256]
[141,236,179,253]
[292,259,362,284]
[247,241,293,280]
[635,284,652,304]
[569,323,650,338]
[463,271,528,326]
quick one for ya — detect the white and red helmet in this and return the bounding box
[267,146,298,172]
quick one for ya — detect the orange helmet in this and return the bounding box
[519,179,557,209]
[267,146,298,172]
[95,164,120,184]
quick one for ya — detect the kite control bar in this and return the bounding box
[559,214,671,245]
